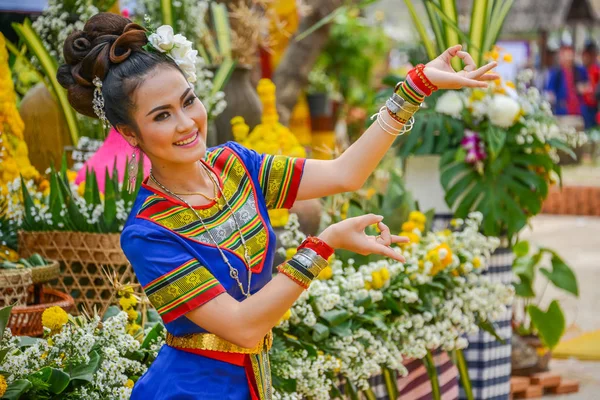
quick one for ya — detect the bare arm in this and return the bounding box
[185,214,407,348]
[296,46,498,200]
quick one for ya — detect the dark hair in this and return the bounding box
[57,12,180,131]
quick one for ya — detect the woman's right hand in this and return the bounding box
[318,214,408,262]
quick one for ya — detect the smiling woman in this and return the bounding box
[57,11,497,400]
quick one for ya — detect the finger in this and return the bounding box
[353,214,384,229]
[467,61,497,79]
[478,72,501,81]
[458,76,488,88]
[375,244,406,263]
[391,235,410,244]
[441,44,462,62]
[377,222,392,245]
[456,51,476,72]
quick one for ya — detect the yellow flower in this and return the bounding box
[268,209,290,228]
[281,309,292,321]
[66,170,77,183]
[42,306,69,332]
[318,265,333,280]
[441,229,452,236]
[503,53,513,63]
[380,267,390,281]
[371,270,384,289]
[401,221,416,232]
[119,295,138,310]
[408,211,426,224]
[365,187,376,200]
[77,182,86,197]
[506,81,515,89]
[125,379,135,389]
[126,323,142,336]
[126,308,138,322]
[0,374,8,396]
[340,202,349,220]
[285,248,297,260]
[426,243,453,276]
[399,231,420,246]
[472,256,481,268]
[491,49,500,60]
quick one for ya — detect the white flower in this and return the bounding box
[148,25,175,52]
[175,49,198,83]
[487,94,521,128]
[435,91,464,118]
[170,34,193,58]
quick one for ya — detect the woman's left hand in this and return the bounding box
[424,44,500,89]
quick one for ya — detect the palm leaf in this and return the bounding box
[211,2,232,59]
[468,0,489,65]
[424,0,445,53]
[404,0,437,60]
[438,0,461,70]
[160,0,173,26]
[482,0,514,56]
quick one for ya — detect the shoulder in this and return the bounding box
[206,141,264,173]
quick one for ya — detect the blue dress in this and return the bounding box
[121,142,306,399]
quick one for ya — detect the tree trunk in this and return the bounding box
[273,0,345,126]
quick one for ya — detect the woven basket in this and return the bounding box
[30,260,60,284]
[18,231,136,315]
[0,268,33,307]
[8,288,74,336]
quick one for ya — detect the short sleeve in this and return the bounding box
[121,224,226,324]
[219,142,306,210]
[258,154,306,210]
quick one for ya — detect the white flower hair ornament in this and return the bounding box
[146,25,198,83]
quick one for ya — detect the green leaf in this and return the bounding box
[547,138,576,159]
[295,6,347,43]
[311,323,330,342]
[18,336,41,348]
[29,367,70,394]
[159,0,173,26]
[211,2,232,59]
[482,0,514,57]
[403,0,437,59]
[468,0,489,65]
[330,320,353,337]
[141,323,165,350]
[12,20,79,144]
[527,301,565,349]
[320,309,351,327]
[102,305,121,321]
[453,349,474,400]
[0,305,13,344]
[3,379,33,400]
[513,256,535,282]
[210,58,236,96]
[539,254,579,296]
[424,1,444,54]
[382,367,399,400]
[423,350,441,400]
[103,167,117,229]
[484,125,506,160]
[477,320,506,344]
[69,350,101,382]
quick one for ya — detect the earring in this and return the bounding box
[127,148,139,194]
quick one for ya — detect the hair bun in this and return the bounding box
[109,23,147,64]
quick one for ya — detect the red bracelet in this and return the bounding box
[298,236,335,260]
[409,64,438,96]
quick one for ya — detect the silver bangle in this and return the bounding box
[371,107,415,137]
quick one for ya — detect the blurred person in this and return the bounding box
[582,41,600,128]
[545,45,591,125]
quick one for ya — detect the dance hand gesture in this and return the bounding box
[318,214,408,263]
[424,45,500,89]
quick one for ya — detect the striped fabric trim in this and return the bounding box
[397,79,425,105]
[143,259,225,323]
[259,155,305,210]
[137,146,272,273]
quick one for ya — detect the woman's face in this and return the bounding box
[122,65,208,167]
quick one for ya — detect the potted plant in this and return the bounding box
[511,240,579,375]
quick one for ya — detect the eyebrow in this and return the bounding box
[146,87,192,116]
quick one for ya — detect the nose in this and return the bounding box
[175,110,196,133]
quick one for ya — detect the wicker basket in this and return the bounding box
[8,288,74,336]
[18,231,136,315]
[30,260,60,284]
[0,268,33,307]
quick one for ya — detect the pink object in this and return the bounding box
[74,128,151,193]
[121,8,130,18]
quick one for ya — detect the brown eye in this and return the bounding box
[154,112,169,121]
[184,96,196,107]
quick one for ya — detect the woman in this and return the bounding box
[57,12,497,400]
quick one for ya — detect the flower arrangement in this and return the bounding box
[387,64,587,239]
[0,304,162,399]
[0,34,39,193]
[231,79,306,228]
[3,155,142,233]
[271,212,513,398]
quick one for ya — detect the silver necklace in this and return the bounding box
[149,163,253,297]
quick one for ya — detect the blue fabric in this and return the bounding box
[131,346,251,400]
[122,142,304,398]
[545,65,589,116]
